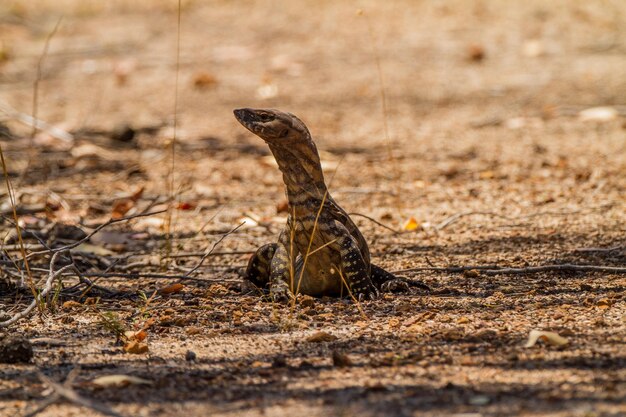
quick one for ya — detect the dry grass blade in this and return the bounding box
[164,0,183,258]
[336,265,367,319]
[31,17,63,141]
[291,189,328,304]
[0,143,34,292]
[0,101,73,143]
[357,9,403,218]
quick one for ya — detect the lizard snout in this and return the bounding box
[233,108,251,123]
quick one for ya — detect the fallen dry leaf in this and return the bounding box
[185,326,202,335]
[74,243,115,256]
[524,330,569,348]
[123,340,149,354]
[237,216,259,228]
[92,374,152,388]
[578,106,618,123]
[124,330,147,342]
[62,300,82,310]
[306,331,338,343]
[467,44,485,62]
[176,202,196,211]
[332,350,353,367]
[193,72,218,89]
[158,283,184,295]
[403,217,420,232]
[206,284,229,296]
[463,269,480,278]
[111,199,134,219]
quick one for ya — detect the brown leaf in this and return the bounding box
[463,269,480,278]
[332,351,353,367]
[158,283,184,295]
[111,199,134,219]
[306,331,338,343]
[185,326,202,335]
[124,330,147,342]
[206,284,229,296]
[193,72,218,89]
[123,340,149,354]
[130,187,144,202]
[62,300,82,310]
[467,44,485,62]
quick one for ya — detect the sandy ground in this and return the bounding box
[0,1,625,416]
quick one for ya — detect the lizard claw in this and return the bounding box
[380,278,411,293]
[269,283,294,304]
[353,284,379,302]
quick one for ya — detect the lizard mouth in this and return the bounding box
[233,108,264,135]
[234,108,280,141]
[233,108,253,126]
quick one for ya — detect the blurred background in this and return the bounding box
[0,0,624,233]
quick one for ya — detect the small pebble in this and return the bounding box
[185,350,197,362]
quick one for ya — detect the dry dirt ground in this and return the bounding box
[0,1,625,416]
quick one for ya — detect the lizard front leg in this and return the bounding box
[268,228,297,303]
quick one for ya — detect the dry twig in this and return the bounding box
[0,101,74,143]
[26,209,166,260]
[184,222,245,277]
[348,212,398,234]
[394,263,626,276]
[0,252,73,327]
[1,210,167,327]
[28,369,125,417]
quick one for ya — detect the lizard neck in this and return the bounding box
[268,142,328,206]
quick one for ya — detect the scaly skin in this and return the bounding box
[233,108,426,302]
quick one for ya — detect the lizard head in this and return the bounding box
[233,108,310,145]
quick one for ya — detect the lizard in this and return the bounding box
[233,108,426,302]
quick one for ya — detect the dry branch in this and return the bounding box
[0,100,73,144]
[1,210,167,327]
[79,272,242,282]
[348,212,398,234]
[26,209,166,260]
[31,370,125,417]
[395,263,626,276]
[164,250,255,258]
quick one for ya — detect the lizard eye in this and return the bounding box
[258,113,273,122]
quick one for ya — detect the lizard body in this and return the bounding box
[233,108,418,301]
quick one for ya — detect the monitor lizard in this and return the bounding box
[233,108,427,302]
